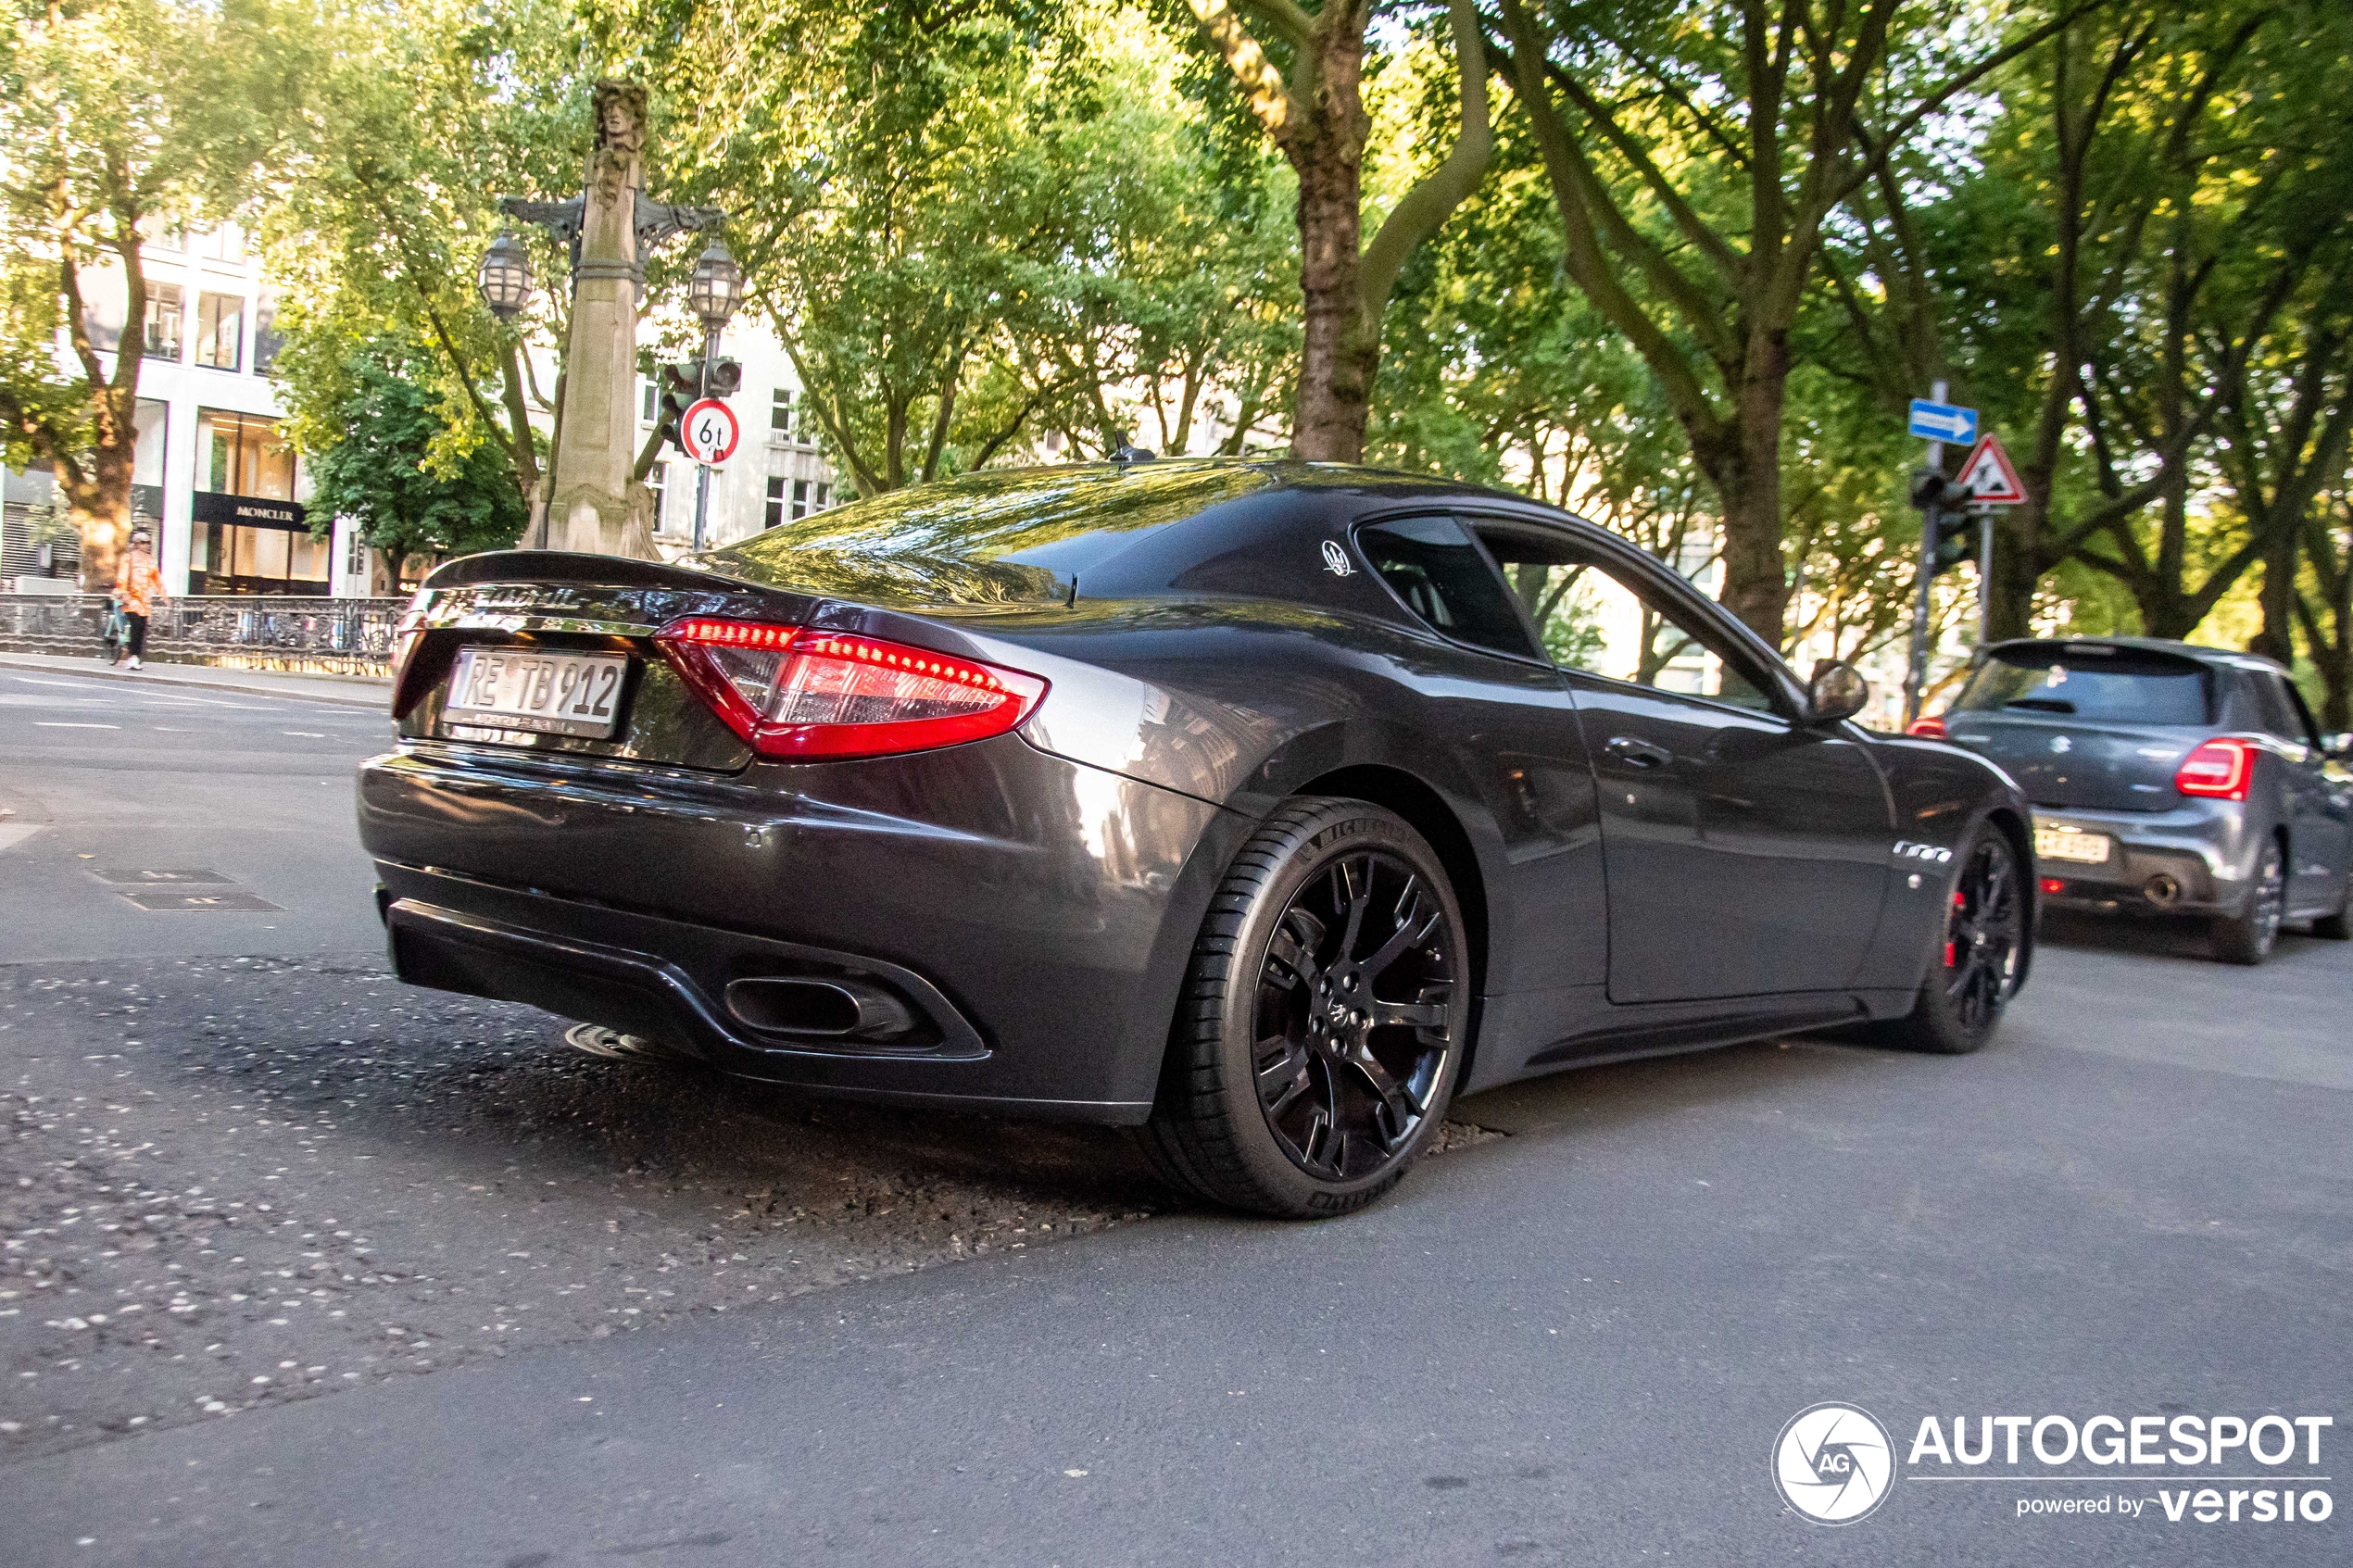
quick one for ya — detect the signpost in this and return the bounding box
[1905,383,1973,724]
[1957,433,2024,645]
[678,397,740,552]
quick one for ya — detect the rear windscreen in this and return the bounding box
[1954,647,2211,725]
[710,461,1270,607]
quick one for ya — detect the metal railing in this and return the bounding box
[0,593,407,675]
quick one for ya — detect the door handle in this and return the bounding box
[1606,736,1673,769]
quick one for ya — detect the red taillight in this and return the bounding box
[1907,715,1947,737]
[656,618,1047,761]
[2173,737,2254,801]
[2040,877,2066,896]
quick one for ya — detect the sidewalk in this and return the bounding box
[0,651,391,710]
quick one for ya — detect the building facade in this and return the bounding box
[2,223,841,600]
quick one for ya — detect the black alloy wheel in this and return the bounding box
[1142,798,1468,1217]
[2214,839,2287,965]
[1253,849,1455,1181]
[1882,822,2023,1054]
[1944,832,2024,1034]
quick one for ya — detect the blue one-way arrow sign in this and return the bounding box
[1908,398,1978,444]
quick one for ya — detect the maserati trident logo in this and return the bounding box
[1772,1402,1896,1524]
[1320,539,1355,576]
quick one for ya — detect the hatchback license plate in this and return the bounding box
[2033,825,2113,865]
[446,647,629,738]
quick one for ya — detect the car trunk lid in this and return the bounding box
[1938,642,2217,811]
[1940,712,2207,810]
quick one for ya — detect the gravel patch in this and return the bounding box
[0,955,1169,1461]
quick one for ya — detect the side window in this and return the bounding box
[1476,524,1778,713]
[1356,515,1537,659]
[2257,674,2320,748]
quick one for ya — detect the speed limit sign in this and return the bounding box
[679,398,740,465]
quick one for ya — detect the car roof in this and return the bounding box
[1981,634,2286,676]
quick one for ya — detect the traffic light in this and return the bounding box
[702,358,742,398]
[656,363,700,455]
[1909,468,1979,578]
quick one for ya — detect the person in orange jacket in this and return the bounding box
[113,527,166,671]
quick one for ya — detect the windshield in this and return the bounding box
[1954,646,2211,725]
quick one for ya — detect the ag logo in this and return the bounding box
[1772,1402,1895,1525]
[1320,539,1355,577]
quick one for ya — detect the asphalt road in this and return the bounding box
[3,665,2347,1566]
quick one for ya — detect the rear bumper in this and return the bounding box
[359,734,1248,1122]
[2029,799,2262,916]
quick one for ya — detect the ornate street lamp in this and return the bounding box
[476,232,535,321]
[686,241,742,332]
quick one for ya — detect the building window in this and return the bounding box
[790,479,810,521]
[195,293,243,371]
[814,482,831,510]
[764,476,786,529]
[642,383,657,424]
[346,526,370,578]
[197,409,294,499]
[194,224,245,263]
[648,465,668,530]
[252,293,283,371]
[144,282,183,361]
[772,388,794,436]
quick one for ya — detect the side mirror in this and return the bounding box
[1806,659,1870,724]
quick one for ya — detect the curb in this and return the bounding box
[0,655,392,711]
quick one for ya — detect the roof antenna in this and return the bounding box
[1108,430,1156,464]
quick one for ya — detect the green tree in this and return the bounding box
[0,0,286,586]
[1172,0,1491,461]
[262,0,609,519]
[302,344,529,573]
[1491,0,2083,644]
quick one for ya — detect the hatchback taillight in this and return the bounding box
[1907,715,1947,738]
[656,618,1048,760]
[2173,737,2254,800]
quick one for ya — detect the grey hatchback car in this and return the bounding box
[1918,637,2353,963]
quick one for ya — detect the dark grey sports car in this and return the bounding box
[359,459,2032,1216]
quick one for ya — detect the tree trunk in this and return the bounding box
[1720,331,1792,641]
[1279,7,1371,463]
[2249,511,2298,663]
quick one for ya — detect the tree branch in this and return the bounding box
[1188,0,1295,137]
[1356,0,1491,324]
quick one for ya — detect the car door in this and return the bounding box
[2255,671,2353,911]
[1470,520,1895,1004]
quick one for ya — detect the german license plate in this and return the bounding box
[2033,824,2113,865]
[445,647,628,738]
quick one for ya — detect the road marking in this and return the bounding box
[152,726,193,733]
[283,731,327,738]
[34,721,119,729]
[8,676,90,688]
[0,824,44,854]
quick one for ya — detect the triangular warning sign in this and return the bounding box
[1957,433,2026,505]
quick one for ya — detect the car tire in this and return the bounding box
[1881,822,2026,1055]
[2212,838,2287,965]
[1139,797,1469,1219]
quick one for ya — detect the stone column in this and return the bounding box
[545,82,658,559]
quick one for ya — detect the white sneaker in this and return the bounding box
[127,657,142,670]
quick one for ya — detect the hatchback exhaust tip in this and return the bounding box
[2144,872,2182,909]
